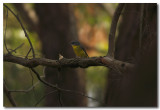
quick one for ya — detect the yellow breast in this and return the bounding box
[72,45,88,58]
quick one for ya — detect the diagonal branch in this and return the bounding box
[8,81,40,93]
[13,3,38,32]
[9,43,24,54]
[4,8,10,53]
[4,81,17,107]
[3,4,35,58]
[25,48,32,59]
[58,90,63,106]
[107,3,125,58]
[30,68,59,89]
[30,68,103,105]
[35,90,57,106]
[60,88,104,104]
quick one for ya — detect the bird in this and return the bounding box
[70,41,89,58]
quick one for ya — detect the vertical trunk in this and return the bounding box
[104,3,157,106]
[35,3,86,106]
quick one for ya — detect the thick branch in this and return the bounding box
[4,54,134,74]
[107,3,125,58]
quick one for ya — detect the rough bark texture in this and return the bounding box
[104,3,157,107]
[34,4,86,106]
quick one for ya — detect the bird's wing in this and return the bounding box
[80,45,89,57]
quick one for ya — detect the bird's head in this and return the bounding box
[70,41,80,46]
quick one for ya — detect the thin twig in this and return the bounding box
[57,67,63,106]
[31,68,104,105]
[60,88,104,104]
[139,4,144,49]
[3,81,17,106]
[9,81,40,93]
[9,43,24,54]
[30,68,59,89]
[3,4,35,58]
[35,90,57,106]
[4,8,10,53]
[58,90,63,106]
[29,69,38,101]
[25,48,32,59]
[107,3,125,58]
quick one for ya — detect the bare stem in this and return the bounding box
[9,43,24,54]
[9,81,40,93]
[35,90,57,106]
[31,68,104,105]
[4,81,17,107]
[25,48,32,59]
[107,3,125,58]
[139,4,144,49]
[4,4,35,58]
[4,8,9,53]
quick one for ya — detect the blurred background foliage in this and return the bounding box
[3,3,117,107]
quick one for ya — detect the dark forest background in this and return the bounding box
[3,3,157,107]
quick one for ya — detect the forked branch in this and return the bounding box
[3,4,35,58]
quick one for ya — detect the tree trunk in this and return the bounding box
[34,3,87,106]
[104,3,157,107]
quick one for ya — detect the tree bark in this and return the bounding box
[34,3,86,106]
[104,3,157,107]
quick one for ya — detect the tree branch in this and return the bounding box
[4,8,10,53]
[4,81,17,107]
[30,68,104,105]
[9,43,24,54]
[139,4,144,49]
[30,68,59,89]
[9,81,40,93]
[3,4,135,107]
[13,3,38,32]
[4,54,134,74]
[107,3,125,58]
[35,90,57,106]
[58,90,63,106]
[3,4,35,58]
[25,48,32,59]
